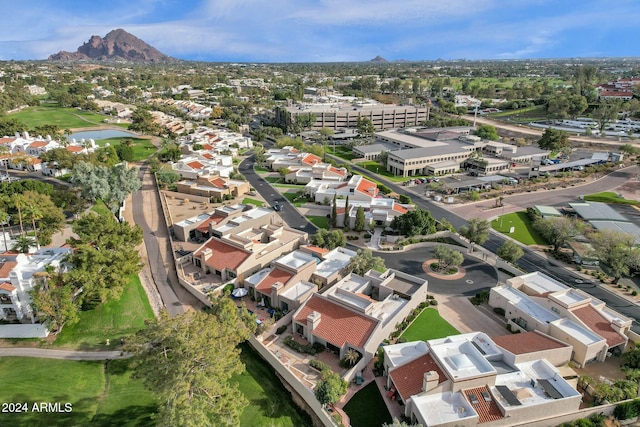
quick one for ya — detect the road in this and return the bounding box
[330,154,640,333]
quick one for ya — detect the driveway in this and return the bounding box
[437,295,508,338]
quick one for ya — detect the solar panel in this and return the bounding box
[496,385,521,406]
[481,390,492,402]
[469,393,479,405]
[538,379,563,399]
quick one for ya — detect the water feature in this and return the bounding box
[69,129,136,141]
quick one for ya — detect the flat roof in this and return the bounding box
[514,271,568,295]
[569,202,629,222]
[280,280,316,301]
[412,391,477,426]
[429,339,496,381]
[553,318,604,345]
[551,289,590,307]
[315,248,356,278]
[388,141,474,160]
[589,220,640,244]
[535,205,562,217]
[493,286,561,324]
[383,341,430,369]
[276,250,316,270]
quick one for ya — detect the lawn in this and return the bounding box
[54,275,154,350]
[11,104,109,129]
[357,161,407,182]
[265,176,284,183]
[96,137,157,161]
[326,146,355,161]
[282,191,307,207]
[343,382,392,427]
[400,308,459,341]
[91,199,112,216]
[234,343,312,427]
[584,192,639,206]
[0,357,157,427]
[306,215,329,229]
[491,211,548,246]
[242,197,265,207]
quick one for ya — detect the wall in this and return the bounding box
[248,335,337,427]
[0,323,49,338]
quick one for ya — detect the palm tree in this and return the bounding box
[0,208,9,252]
[12,235,35,254]
[22,201,43,248]
[13,194,26,236]
[344,348,361,367]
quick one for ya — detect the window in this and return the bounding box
[227,271,236,279]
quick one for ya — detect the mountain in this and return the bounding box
[48,29,174,63]
[370,55,388,63]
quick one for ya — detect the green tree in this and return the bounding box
[67,212,143,305]
[277,167,290,183]
[158,141,182,162]
[295,112,316,133]
[315,369,348,407]
[128,299,255,427]
[71,161,141,213]
[497,240,524,263]
[356,117,375,140]
[129,108,161,135]
[390,209,436,237]
[348,249,386,275]
[12,235,35,253]
[533,216,583,254]
[459,218,490,251]
[115,144,135,162]
[433,245,464,272]
[537,128,570,151]
[354,206,366,232]
[330,194,337,228]
[384,418,423,427]
[0,207,9,251]
[474,124,499,140]
[590,229,640,284]
[29,270,80,334]
[593,100,620,133]
[310,229,346,250]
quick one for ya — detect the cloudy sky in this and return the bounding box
[0,0,638,62]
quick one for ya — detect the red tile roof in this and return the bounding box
[302,154,322,166]
[187,161,204,169]
[356,178,378,197]
[194,238,250,271]
[393,204,408,214]
[329,166,346,176]
[195,214,225,233]
[0,137,15,144]
[0,261,17,278]
[294,295,378,348]
[202,153,213,159]
[28,141,48,149]
[66,145,84,153]
[572,305,626,348]
[302,245,330,256]
[202,144,214,150]
[493,331,568,355]
[206,177,226,188]
[464,386,503,423]
[256,267,294,293]
[0,281,15,292]
[389,353,447,401]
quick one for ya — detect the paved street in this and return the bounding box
[0,348,128,360]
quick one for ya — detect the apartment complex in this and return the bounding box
[383,332,581,427]
[489,272,630,367]
[275,102,429,132]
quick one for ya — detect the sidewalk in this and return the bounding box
[0,348,129,360]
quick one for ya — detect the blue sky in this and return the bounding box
[1,0,638,62]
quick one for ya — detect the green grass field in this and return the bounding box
[11,104,109,129]
[491,211,548,246]
[235,343,311,427]
[0,357,157,427]
[282,192,307,207]
[91,199,112,217]
[400,308,459,341]
[343,381,392,427]
[96,137,157,162]
[326,146,355,161]
[54,275,154,350]
[306,215,330,229]
[242,197,265,207]
[584,192,639,206]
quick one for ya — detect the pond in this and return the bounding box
[69,129,137,141]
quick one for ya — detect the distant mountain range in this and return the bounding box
[48,29,173,63]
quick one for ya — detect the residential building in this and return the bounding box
[292,269,427,362]
[306,175,379,204]
[171,155,234,179]
[172,204,249,242]
[0,248,73,334]
[489,272,630,366]
[175,175,250,201]
[383,332,581,427]
[334,198,412,229]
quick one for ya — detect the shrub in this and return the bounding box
[276,325,288,335]
[493,307,505,316]
[309,359,331,372]
[396,336,407,344]
[633,291,638,297]
[283,336,323,355]
[614,400,640,420]
[429,299,438,306]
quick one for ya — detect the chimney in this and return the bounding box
[201,248,213,261]
[422,371,439,393]
[307,311,321,331]
[23,131,29,139]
